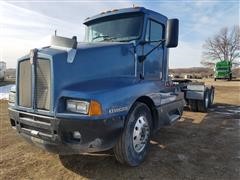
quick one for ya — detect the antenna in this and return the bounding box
[54,30,57,36]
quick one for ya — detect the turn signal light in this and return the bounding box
[89,100,102,116]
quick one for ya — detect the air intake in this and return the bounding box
[36,59,51,110]
[18,60,32,107]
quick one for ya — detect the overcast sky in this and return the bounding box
[0,0,239,68]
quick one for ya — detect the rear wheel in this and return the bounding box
[113,102,152,166]
[189,100,198,112]
[197,89,209,112]
[208,87,214,107]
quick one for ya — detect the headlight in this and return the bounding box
[66,100,90,114]
[9,92,16,103]
[66,99,102,116]
[9,85,16,104]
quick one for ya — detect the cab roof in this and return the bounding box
[83,7,167,25]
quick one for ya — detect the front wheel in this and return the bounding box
[113,102,152,166]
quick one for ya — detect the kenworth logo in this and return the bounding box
[109,106,128,114]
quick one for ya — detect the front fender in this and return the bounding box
[55,79,162,120]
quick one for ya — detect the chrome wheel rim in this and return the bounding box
[132,115,150,153]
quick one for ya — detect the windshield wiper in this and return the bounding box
[118,38,136,42]
[92,35,110,41]
[92,35,118,42]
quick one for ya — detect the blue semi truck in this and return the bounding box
[8,7,214,166]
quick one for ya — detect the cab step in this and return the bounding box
[168,114,180,125]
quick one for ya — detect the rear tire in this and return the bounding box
[197,89,209,112]
[113,102,152,166]
[189,100,198,112]
[208,87,214,107]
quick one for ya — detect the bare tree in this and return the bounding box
[201,26,240,67]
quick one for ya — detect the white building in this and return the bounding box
[0,61,7,81]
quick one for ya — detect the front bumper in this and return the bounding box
[8,108,124,154]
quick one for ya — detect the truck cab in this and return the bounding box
[9,7,187,166]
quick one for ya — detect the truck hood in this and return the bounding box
[36,42,136,109]
[38,41,134,58]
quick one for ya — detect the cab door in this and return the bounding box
[141,19,184,126]
[143,19,164,81]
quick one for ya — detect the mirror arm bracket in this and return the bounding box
[138,39,165,63]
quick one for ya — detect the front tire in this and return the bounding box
[113,102,152,166]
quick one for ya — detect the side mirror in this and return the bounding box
[165,19,179,48]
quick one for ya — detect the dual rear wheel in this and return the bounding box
[189,87,214,112]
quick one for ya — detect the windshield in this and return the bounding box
[85,15,143,42]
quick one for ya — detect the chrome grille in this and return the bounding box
[18,60,32,107]
[36,59,51,110]
[18,58,51,111]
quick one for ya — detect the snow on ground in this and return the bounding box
[0,84,15,100]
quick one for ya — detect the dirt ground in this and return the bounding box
[0,79,240,180]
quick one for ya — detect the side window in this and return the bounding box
[145,20,164,43]
[144,20,164,80]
